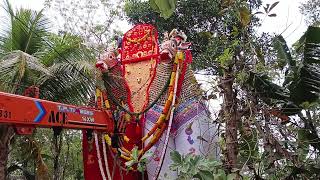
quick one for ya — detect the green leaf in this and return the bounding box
[297,129,310,160]
[0,51,51,93]
[198,170,214,180]
[246,72,289,102]
[289,26,320,105]
[137,163,146,172]
[125,160,135,168]
[180,163,190,173]
[213,169,227,180]
[254,11,264,15]
[227,173,238,180]
[268,13,277,17]
[149,0,160,12]
[263,4,270,13]
[152,0,177,19]
[304,26,320,64]
[239,7,251,26]
[170,150,182,163]
[268,1,279,12]
[131,146,139,160]
[0,5,50,55]
[293,33,306,54]
[169,163,180,171]
[273,35,294,70]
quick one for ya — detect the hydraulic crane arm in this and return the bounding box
[0,91,113,132]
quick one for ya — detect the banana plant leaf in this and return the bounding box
[247,26,320,115]
[289,26,320,105]
[247,72,289,102]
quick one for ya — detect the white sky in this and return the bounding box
[257,0,308,45]
[0,0,309,45]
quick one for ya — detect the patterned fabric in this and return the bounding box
[145,100,212,180]
[145,51,212,179]
[145,98,209,137]
[121,24,159,63]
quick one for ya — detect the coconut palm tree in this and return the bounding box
[0,1,96,179]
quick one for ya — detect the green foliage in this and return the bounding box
[235,70,249,85]
[38,33,96,105]
[169,151,227,180]
[247,26,320,114]
[273,35,295,70]
[299,0,320,25]
[0,51,51,94]
[239,7,251,27]
[149,0,177,19]
[289,26,320,106]
[255,1,279,17]
[9,129,84,179]
[125,146,152,172]
[238,122,259,167]
[246,72,290,103]
[218,48,234,68]
[243,26,320,179]
[0,1,96,105]
[145,0,320,179]
[1,0,320,179]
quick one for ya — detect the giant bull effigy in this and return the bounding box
[83,24,212,180]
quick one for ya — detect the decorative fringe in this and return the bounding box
[94,133,107,180]
[102,134,112,180]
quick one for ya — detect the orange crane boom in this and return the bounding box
[0,91,113,132]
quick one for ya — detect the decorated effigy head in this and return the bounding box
[95,47,119,73]
[160,29,191,61]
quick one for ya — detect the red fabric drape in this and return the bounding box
[82,130,143,180]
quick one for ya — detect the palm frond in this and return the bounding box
[36,33,92,67]
[36,32,97,104]
[0,1,50,55]
[0,50,51,93]
[39,58,96,105]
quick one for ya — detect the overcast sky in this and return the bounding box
[0,0,309,46]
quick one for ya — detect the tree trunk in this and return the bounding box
[61,135,70,180]
[0,125,14,180]
[53,130,63,180]
[221,71,238,171]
